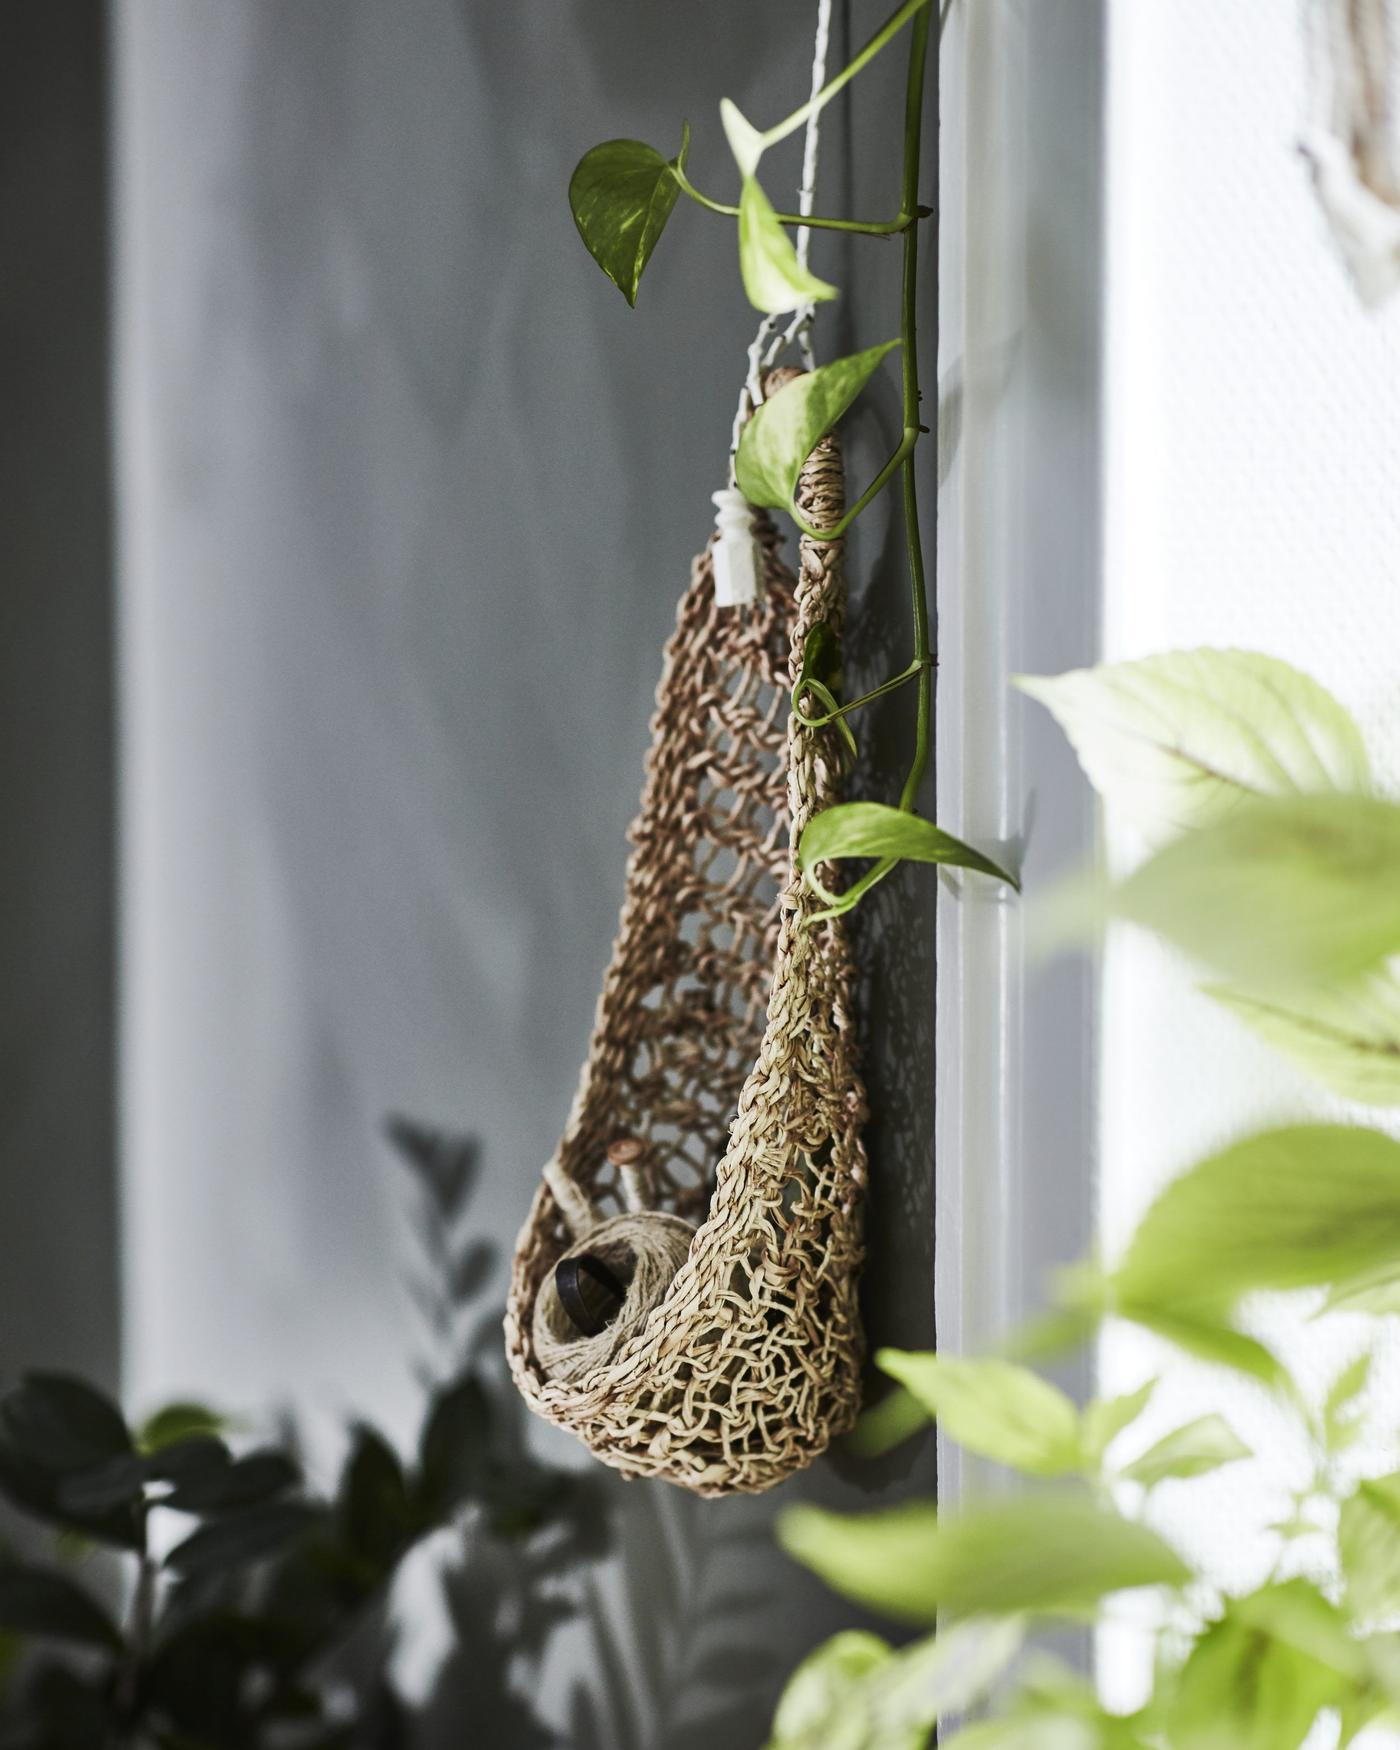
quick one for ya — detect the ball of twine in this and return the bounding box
[532,1211,696,1387]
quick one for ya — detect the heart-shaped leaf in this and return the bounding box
[1119,1414,1251,1489]
[568,128,686,307]
[876,1350,1081,1477]
[768,1619,1024,1750]
[736,176,837,315]
[720,97,765,177]
[800,801,1017,888]
[736,342,899,515]
[1017,649,1370,846]
[779,1495,1188,1624]
[1204,972,1400,1107]
[1113,794,1400,994]
[1115,1123,1400,1318]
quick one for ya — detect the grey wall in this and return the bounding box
[0,8,119,1397]
[114,3,937,1740]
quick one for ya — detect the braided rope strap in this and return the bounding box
[505,391,868,1496]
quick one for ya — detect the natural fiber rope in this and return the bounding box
[531,1211,697,1387]
[506,376,867,1496]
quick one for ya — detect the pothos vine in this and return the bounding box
[567,0,1016,922]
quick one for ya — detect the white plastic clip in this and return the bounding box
[711,488,762,608]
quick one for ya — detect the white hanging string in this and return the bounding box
[726,0,834,481]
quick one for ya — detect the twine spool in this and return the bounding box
[531,1211,696,1387]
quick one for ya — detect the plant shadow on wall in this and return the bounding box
[759,649,1400,1750]
[0,1119,613,1749]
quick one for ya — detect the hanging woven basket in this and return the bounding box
[505,394,868,1497]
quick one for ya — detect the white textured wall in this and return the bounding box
[1101,0,1400,1724]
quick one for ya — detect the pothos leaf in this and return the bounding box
[1115,1303,1286,1389]
[766,1629,892,1748]
[1324,1350,1373,1452]
[720,97,765,177]
[736,342,899,517]
[1118,1414,1251,1489]
[1080,1380,1156,1468]
[568,126,687,307]
[1112,793,1400,995]
[1166,1587,1354,1750]
[736,175,837,315]
[1113,1123,1400,1317]
[769,1622,1023,1750]
[876,1350,1081,1477]
[1204,972,1400,1108]
[799,802,1018,889]
[778,1495,1188,1625]
[1016,648,1370,847]
[1340,1471,1400,1621]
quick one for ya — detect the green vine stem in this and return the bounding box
[765,0,932,151]
[670,164,916,236]
[896,4,934,813]
[802,0,933,924]
[791,658,932,729]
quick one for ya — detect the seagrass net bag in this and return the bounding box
[504,402,868,1497]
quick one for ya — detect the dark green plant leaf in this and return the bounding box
[799,802,1018,889]
[0,1435,142,1550]
[778,1494,1189,1625]
[1112,793,1400,995]
[164,1447,299,1515]
[143,1610,296,1741]
[482,1458,570,1538]
[736,175,837,315]
[149,1432,233,1488]
[56,1451,152,1513]
[1,1373,132,1476]
[736,342,899,516]
[165,1502,318,1577]
[875,1350,1081,1477]
[137,1401,229,1454]
[568,129,686,307]
[0,1564,122,1650]
[417,1377,490,1520]
[1119,1414,1251,1488]
[339,1426,415,1569]
[1114,1124,1400,1318]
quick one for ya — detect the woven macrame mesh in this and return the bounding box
[505,411,867,1496]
